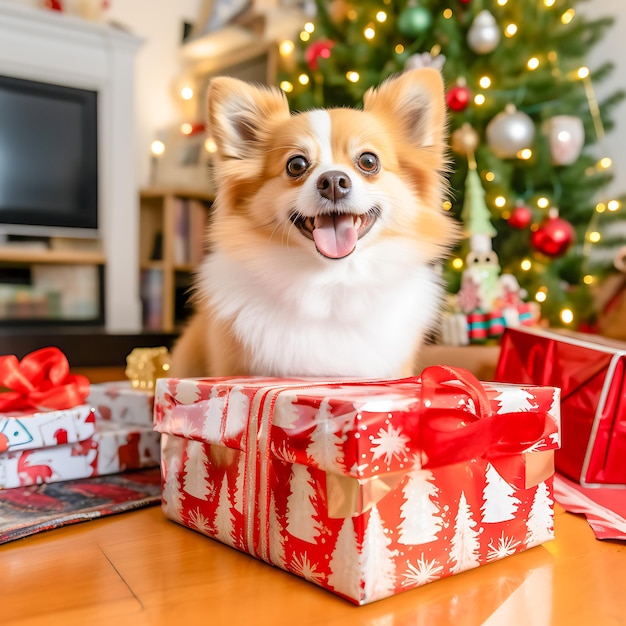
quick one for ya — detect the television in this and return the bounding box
[0,74,98,239]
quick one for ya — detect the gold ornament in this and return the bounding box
[451,123,480,157]
[125,346,171,390]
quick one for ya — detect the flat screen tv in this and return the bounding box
[0,74,98,239]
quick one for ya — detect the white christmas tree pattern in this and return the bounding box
[182,440,213,500]
[188,507,213,535]
[161,453,184,521]
[268,492,286,569]
[290,552,325,585]
[272,440,298,464]
[213,472,236,548]
[495,387,536,414]
[449,491,481,574]
[398,470,443,545]
[202,388,226,442]
[370,423,410,465]
[487,531,521,562]
[401,554,444,587]
[361,505,397,602]
[224,387,250,440]
[327,517,360,599]
[306,398,345,473]
[286,464,321,542]
[481,463,521,523]
[525,482,555,547]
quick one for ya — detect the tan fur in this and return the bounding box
[170,69,459,379]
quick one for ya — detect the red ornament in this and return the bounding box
[508,204,533,229]
[446,84,471,112]
[305,40,335,71]
[531,212,575,258]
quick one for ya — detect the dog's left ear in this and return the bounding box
[363,68,445,149]
[208,77,290,160]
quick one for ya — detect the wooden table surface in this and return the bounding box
[2,502,624,626]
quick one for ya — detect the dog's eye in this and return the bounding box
[286,156,309,177]
[357,152,380,174]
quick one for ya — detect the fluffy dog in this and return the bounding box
[170,68,459,379]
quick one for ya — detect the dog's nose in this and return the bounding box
[317,170,352,202]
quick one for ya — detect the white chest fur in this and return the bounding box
[199,246,442,378]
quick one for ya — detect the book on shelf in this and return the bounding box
[140,268,164,330]
[173,198,210,266]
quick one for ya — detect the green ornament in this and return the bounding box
[397,6,433,39]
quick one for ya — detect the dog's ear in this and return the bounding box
[363,68,446,150]
[208,77,290,160]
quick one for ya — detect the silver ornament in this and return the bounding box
[544,115,585,165]
[467,10,501,55]
[486,104,535,159]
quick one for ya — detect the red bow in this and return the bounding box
[418,365,549,468]
[0,347,90,412]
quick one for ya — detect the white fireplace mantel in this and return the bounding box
[0,1,143,332]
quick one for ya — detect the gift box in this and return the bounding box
[0,420,161,489]
[88,381,155,427]
[154,367,560,605]
[496,326,626,487]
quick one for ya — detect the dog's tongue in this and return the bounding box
[312,214,358,259]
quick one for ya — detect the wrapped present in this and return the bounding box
[0,420,160,489]
[88,381,155,427]
[496,326,626,487]
[154,366,560,605]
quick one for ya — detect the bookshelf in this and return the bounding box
[139,189,214,332]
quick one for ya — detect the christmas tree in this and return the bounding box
[277,0,625,328]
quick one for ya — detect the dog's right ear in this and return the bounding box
[208,77,290,160]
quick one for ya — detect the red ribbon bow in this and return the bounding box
[0,347,90,412]
[417,365,549,469]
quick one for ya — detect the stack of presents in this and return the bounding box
[1,328,624,605]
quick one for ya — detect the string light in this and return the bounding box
[395,44,405,54]
[364,26,376,39]
[544,0,556,7]
[300,31,310,42]
[599,157,612,169]
[537,197,550,209]
[443,8,453,19]
[204,138,217,153]
[346,71,360,83]
[583,275,595,285]
[150,140,165,156]
[561,9,575,25]
[452,258,464,270]
[595,202,606,213]
[521,259,532,271]
[495,196,507,208]
[479,76,491,89]
[298,74,310,85]
[518,148,533,160]
[608,200,621,211]
[560,309,574,324]
[497,0,508,6]
[280,81,294,93]
[279,40,294,56]
[588,231,601,243]
[442,200,452,211]
[376,11,387,22]
[304,22,315,33]
[181,123,193,135]
[180,86,194,100]
[505,24,518,37]
[474,94,486,105]
[484,171,496,182]
[527,57,540,70]
[535,289,547,303]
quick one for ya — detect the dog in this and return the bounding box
[170,67,459,379]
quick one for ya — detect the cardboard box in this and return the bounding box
[154,368,560,605]
[496,327,626,486]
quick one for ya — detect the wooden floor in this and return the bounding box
[2,502,624,625]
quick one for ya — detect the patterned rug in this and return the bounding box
[0,468,162,544]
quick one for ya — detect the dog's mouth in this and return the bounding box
[289,208,380,260]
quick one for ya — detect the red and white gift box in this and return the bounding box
[154,367,560,605]
[496,326,626,487]
[88,381,155,427]
[0,419,161,489]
